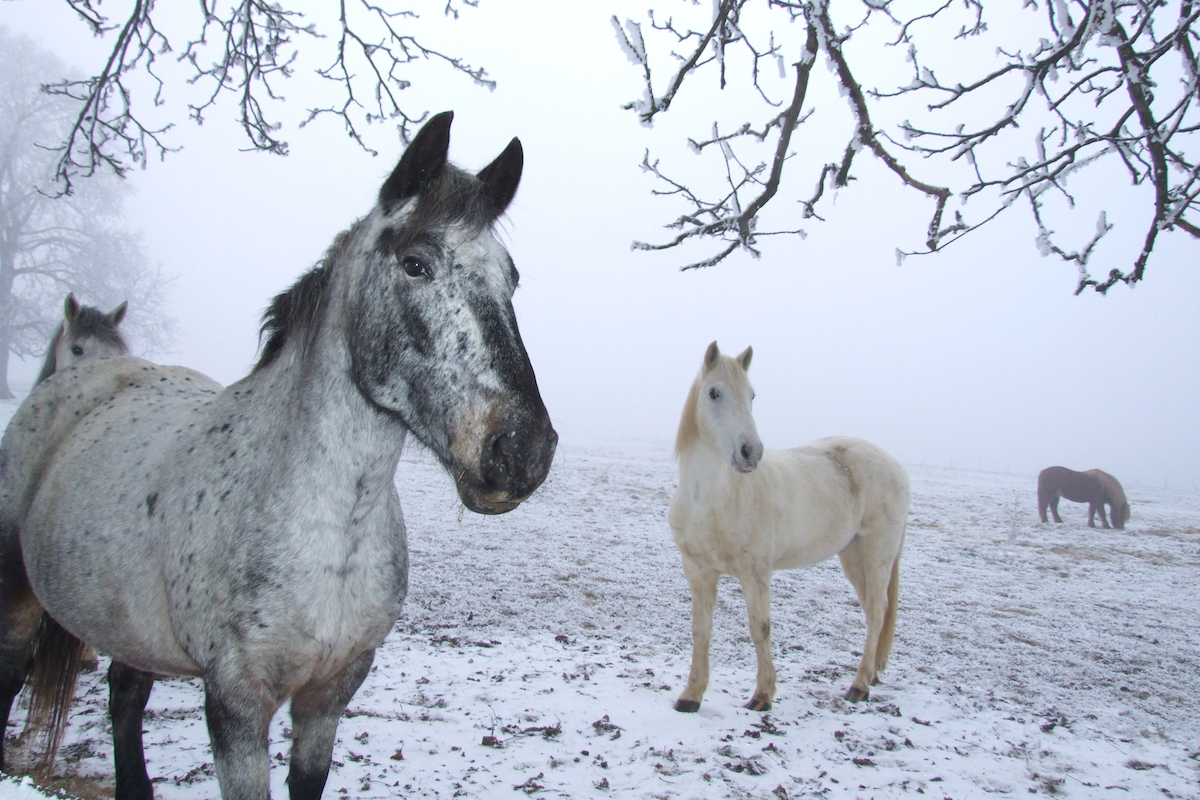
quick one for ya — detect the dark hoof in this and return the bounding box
[844,686,869,703]
[674,699,701,713]
[744,697,772,712]
[870,676,881,687]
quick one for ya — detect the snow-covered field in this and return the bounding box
[1,402,1197,799]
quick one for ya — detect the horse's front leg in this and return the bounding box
[739,565,775,712]
[675,556,718,713]
[109,661,155,800]
[204,669,278,800]
[288,649,375,800]
[1098,503,1111,529]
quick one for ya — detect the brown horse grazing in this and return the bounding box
[1038,466,1131,530]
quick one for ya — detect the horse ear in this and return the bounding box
[379,111,454,210]
[737,346,753,371]
[703,341,720,372]
[476,137,523,216]
[64,293,80,321]
[107,301,128,327]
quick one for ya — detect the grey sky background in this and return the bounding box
[4,1,1197,491]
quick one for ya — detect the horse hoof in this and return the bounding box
[744,697,772,712]
[674,699,701,713]
[844,686,869,703]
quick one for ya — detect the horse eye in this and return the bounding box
[70,345,84,356]
[708,388,720,400]
[401,256,428,278]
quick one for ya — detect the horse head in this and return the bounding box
[346,112,556,514]
[40,293,129,383]
[679,341,763,473]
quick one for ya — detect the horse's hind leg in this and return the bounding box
[0,550,43,772]
[738,564,775,712]
[837,538,893,703]
[108,661,155,800]
[674,557,718,713]
[288,649,375,800]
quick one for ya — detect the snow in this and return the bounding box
[0,398,1198,799]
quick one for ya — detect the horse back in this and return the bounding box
[1039,466,1103,504]
[2,359,201,528]
[799,436,910,525]
[0,359,220,558]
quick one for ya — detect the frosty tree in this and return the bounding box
[47,0,490,193]
[0,29,172,398]
[614,0,1199,293]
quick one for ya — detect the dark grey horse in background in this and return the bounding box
[0,111,556,800]
[1038,466,1131,530]
[35,293,128,384]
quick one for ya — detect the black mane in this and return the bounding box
[255,241,338,372]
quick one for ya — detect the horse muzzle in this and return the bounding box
[731,439,763,474]
[452,415,558,515]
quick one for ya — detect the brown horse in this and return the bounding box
[1037,466,1131,530]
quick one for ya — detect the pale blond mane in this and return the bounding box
[674,379,700,459]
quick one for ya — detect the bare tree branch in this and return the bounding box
[43,0,490,193]
[618,0,1199,292]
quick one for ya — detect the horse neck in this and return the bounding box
[234,320,407,483]
[676,428,735,492]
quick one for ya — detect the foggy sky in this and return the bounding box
[4,1,1197,493]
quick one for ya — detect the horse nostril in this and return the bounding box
[741,444,752,461]
[482,432,516,490]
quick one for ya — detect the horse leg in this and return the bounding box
[287,649,375,800]
[0,551,43,773]
[204,671,277,800]
[108,662,155,800]
[837,540,891,703]
[1050,495,1064,523]
[739,565,775,712]
[674,557,718,713]
[1098,502,1111,529]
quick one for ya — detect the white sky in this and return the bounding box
[3,0,1197,491]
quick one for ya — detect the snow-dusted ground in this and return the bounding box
[1,398,1197,798]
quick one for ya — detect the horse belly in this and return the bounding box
[756,460,859,571]
[22,510,201,675]
[669,484,852,576]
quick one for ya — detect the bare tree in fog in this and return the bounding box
[0,30,173,398]
[46,0,490,193]
[615,0,1199,293]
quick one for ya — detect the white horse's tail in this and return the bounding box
[874,525,905,674]
[25,613,84,774]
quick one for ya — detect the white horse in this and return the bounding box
[669,342,910,712]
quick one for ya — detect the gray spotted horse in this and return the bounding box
[0,111,556,800]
